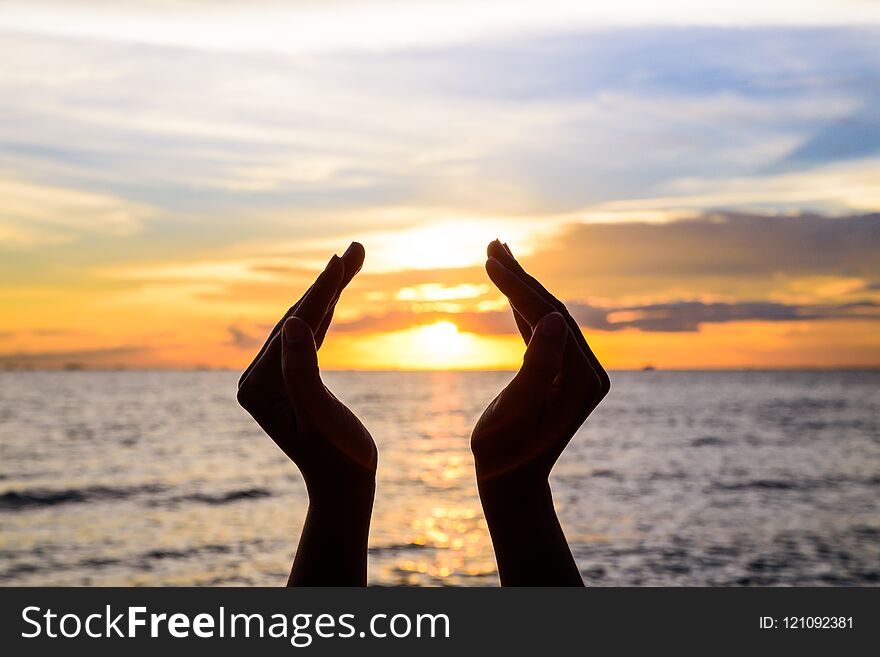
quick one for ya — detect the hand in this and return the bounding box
[237,242,376,484]
[237,242,377,585]
[471,240,610,585]
[472,240,609,485]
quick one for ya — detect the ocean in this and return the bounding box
[1,370,878,586]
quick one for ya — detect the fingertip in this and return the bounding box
[486,255,505,274]
[283,316,312,346]
[343,240,365,264]
[318,254,345,285]
[538,312,566,341]
[487,239,505,260]
[485,256,507,283]
[323,254,347,290]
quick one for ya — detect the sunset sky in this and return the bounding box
[1,0,879,369]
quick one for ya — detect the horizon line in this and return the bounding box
[3,366,879,373]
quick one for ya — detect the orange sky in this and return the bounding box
[2,214,879,370]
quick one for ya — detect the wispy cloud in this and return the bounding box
[0,176,153,247]
[3,1,879,57]
[3,25,879,227]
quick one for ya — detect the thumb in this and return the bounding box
[502,312,568,408]
[281,316,329,416]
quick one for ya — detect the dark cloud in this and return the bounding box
[572,300,880,333]
[333,299,880,335]
[533,211,880,281]
[225,324,263,349]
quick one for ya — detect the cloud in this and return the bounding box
[326,210,880,335]
[4,2,879,59]
[530,211,880,282]
[576,300,880,332]
[332,299,880,335]
[224,324,263,349]
[0,177,153,248]
[781,108,880,166]
[0,345,153,368]
[3,24,879,232]
[332,309,518,335]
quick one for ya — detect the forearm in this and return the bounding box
[288,476,375,586]
[478,477,583,586]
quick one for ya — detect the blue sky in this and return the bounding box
[2,13,880,251]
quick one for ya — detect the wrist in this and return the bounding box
[475,457,550,498]
[306,472,375,512]
[477,473,552,521]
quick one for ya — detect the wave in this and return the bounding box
[0,484,166,511]
[714,479,800,491]
[712,475,880,493]
[0,484,273,511]
[589,469,620,478]
[0,542,252,581]
[690,436,727,447]
[159,487,272,506]
[142,544,233,561]
[369,542,430,555]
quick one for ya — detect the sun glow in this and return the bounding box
[414,321,467,360]
[319,321,521,370]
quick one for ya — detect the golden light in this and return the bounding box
[395,284,489,302]
[356,220,547,272]
[319,321,521,370]
[413,321,466,359]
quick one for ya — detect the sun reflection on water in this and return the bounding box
[370,371,501,585]
[392,506,495,584]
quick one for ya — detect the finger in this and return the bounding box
[241,254,342,394]
[499,312,568,410]
[486,257,556,326]
[489,239,577,331]
[485,241,532,344]
[511,306,531,345]
[293,255,345,331]
[238,249,350,396]
[239,293,308,388]
[505,253,534,344]
[488,240,609,392]
[238,252,340,394]
[314,303,336,349]
[314,241,365,347]
[238,242,364,386]
[280,317,333,420]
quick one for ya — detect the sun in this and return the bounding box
[414,321,466,358]
[320,319,521,370]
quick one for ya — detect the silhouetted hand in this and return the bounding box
[237,242,377,586]
[471,240,610,586]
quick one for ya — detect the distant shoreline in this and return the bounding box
[2,367,879,374]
